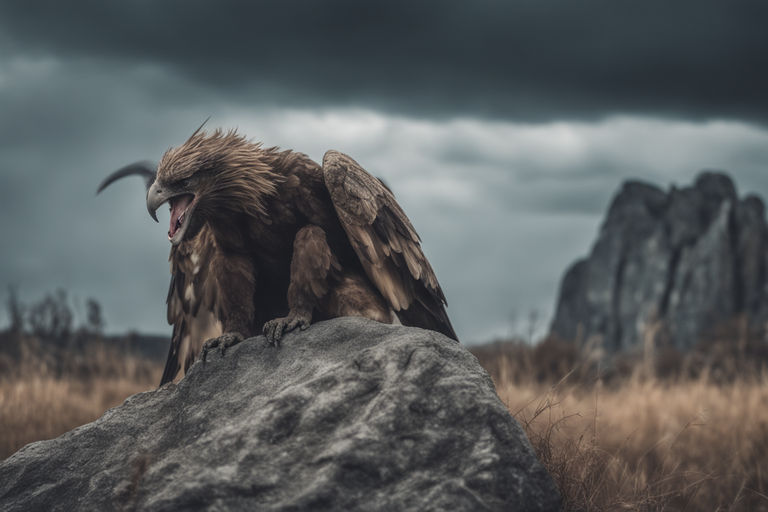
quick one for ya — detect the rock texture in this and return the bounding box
[551,171,768,352]
[0,317,559,512]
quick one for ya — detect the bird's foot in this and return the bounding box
[263,311,311,345]
[202,332,244,362]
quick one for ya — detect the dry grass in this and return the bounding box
[474,337,768,511]
[498,375,768,511]
[0,375,159,460]
[0,338,161,460]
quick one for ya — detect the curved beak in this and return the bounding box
[146,180,170,223]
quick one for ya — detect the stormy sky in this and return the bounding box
[1,1,767,343]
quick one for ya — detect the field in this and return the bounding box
[1,333,767,511]
[0,335,161,461]
[475,338,768,511]
[494,367,768,510]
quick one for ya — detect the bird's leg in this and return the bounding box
[203,251,256,360]
[264,225,340,345]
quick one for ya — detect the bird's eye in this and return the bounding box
[180,178,191,188]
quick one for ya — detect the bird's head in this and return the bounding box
[147,128,281,245]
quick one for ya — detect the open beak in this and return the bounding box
[146,180,197,245]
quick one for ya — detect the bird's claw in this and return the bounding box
[202,332,244,362]
[263,312,311,345]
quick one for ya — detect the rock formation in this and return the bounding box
[0,317,560,511]
[551,171,768,352]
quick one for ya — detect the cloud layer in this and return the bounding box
[0,1,766,122]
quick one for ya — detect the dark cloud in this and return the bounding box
[0,1,766,123]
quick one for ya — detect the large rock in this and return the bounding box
[0,317,559,511]
[551,171,768,352]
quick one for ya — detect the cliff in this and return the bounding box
[551,172,768,352]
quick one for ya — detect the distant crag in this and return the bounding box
[551,171,768,352]
[0,317,560,512]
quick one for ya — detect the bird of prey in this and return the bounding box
[99,127,456,385]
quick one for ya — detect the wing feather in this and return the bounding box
[322,150,456,340]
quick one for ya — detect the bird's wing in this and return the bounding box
[322,150,457,340]
[160,226,223,385]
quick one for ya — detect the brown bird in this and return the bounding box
[99,127,457,385]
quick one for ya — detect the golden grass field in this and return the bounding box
[497,373,768,510]
[1,334,767,511]
[0,338,161,462]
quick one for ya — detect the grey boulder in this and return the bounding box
[0,317,559,511]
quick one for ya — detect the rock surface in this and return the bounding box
[551,171,768,352]
[0,317,559,512]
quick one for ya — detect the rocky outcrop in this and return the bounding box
[0,317,560,512]
[551,171,768,352]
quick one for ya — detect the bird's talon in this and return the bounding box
[201,338,218,362]
[202,332,243,361]
[264,313,310,344]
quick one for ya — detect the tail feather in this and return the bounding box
[159,326,181,386]
[396,298,458,342]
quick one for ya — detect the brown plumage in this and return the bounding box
[102,128,457,385]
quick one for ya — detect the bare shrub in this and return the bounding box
[27,289,74,344]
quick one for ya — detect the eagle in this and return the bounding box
[99,128,457,385]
